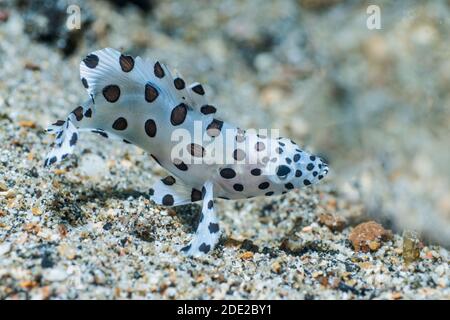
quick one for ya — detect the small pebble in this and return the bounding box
[43,268,68,282]
[0,242,12,256]
[240,251,254,260]
[318,213,346,232]
[402,230,421,265]
[348,221,393,252]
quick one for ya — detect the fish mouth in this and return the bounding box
[317,159,329,181]
[319,157,329,173]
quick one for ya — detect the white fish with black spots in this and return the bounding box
[45,48,329,257]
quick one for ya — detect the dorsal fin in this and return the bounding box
[79,48,217,115]
[80,48,150,101]
[164,69,217,116]
[186,82,217,118]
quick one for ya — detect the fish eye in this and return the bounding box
[276,165,291,179]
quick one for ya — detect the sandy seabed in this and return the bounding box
[0,0,449,299]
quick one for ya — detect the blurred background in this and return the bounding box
[1,0,449,246]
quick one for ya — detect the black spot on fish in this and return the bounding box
[48,156,57,166]
[145,83,159,103]
[69,132,78,146]
[191,189,202,202]
[200,105,216,115]
[154,61,165,78]
[181,244,191,252]
[173,158,188,171]
[258,182,270,190]
[102,84,121,103]
[251,168,261,176]
[72,106,84,121]
[191,84,205,95]
[276,165,291,177]
[198,243,211,253]
[285,183,294,190]
[161,176,176,185]
[81,77,89,89]
[83,54,99,68]
[119,54,134,72]
[112,117,128,131]
[206,119,223,137]
[174,77,185,90]
[170,103,188,126]
[220,168,236,179]
[208,223,219,233]
[162,194,174,206]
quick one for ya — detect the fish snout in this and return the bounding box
[317,157,329,180]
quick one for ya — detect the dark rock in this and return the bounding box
[240,239,259,253]
[0,10,10,22]
[103,222,112,231]
[41,253,54,268]
[344,260,360,273]
[134,225,155,242]
[27,166,39,178]
[19,0,94,56]
[280,237,337,256]
[261,246,279,258]
[318,213,346,232]
[298,0,342,11]
[337,281,360,295]
[104,0,154,13]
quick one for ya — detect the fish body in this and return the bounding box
[45,48,328,256]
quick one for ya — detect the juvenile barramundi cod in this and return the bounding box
[45,48,329,257]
